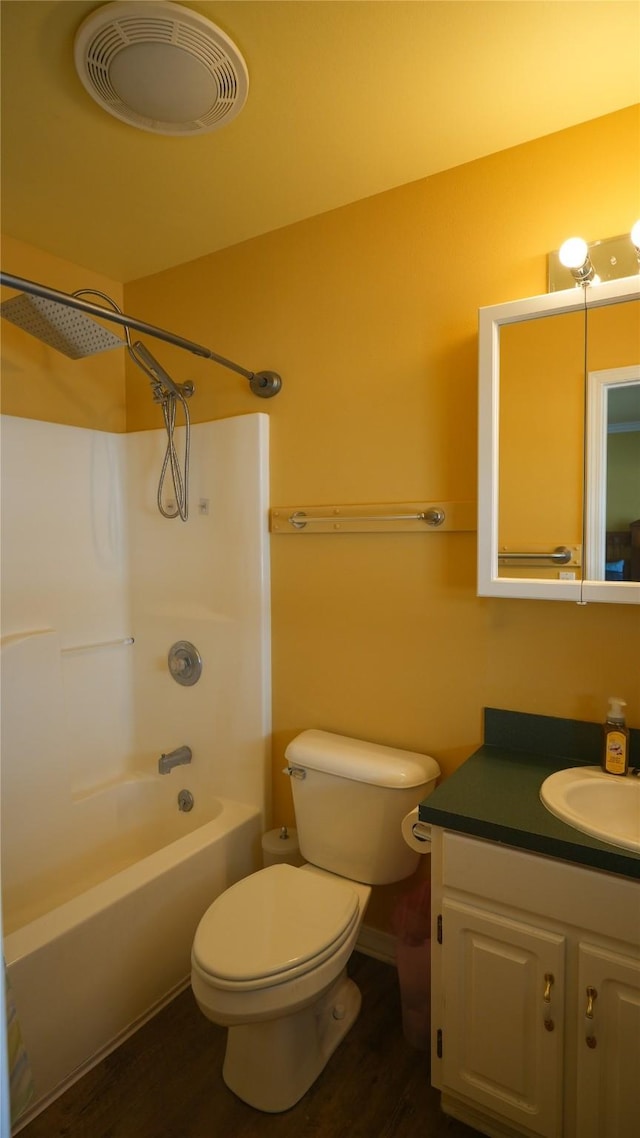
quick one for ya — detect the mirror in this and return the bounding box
[478,276,640,603]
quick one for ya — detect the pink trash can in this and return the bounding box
[393,879,432,1050]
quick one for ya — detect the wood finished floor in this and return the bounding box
[18,953,481,1138]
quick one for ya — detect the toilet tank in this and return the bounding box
[284,730,440,885]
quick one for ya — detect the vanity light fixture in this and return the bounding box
[558,237,596,286]
[548,228,640,292]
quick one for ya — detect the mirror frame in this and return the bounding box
[585,363,640,584]
[478,275,640,604]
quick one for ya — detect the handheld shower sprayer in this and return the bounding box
[130,340,194,401]
[126,340,193,522]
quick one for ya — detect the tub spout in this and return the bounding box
[158,745,192,774]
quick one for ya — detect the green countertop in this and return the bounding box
[419,711,640,880]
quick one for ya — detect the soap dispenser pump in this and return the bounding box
[602,697,629,776]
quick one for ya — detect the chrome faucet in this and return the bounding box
[158,745,192,774]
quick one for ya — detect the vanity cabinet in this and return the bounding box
[440,898,565,1136]
[430,829,640,1138]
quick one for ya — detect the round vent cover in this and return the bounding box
[74,1,249,136]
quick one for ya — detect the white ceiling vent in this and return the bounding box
[74,1,249,136]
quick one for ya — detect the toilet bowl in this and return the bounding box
[191,863,371,1112]
[191,729,441,1113]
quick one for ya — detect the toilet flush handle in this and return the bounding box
[283,765,306,780]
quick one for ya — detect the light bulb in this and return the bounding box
[631,220,640,253]
[559,237,589,270]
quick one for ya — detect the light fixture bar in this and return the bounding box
[548,232,639,292]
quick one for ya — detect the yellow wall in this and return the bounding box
[123,102,639,752]
[3,108,639,929]
[0,235,126,431]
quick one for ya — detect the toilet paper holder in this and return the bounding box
[401,808,433,854]
[411,820,432,844]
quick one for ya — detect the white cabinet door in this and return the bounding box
[575,942,640,1138]
[441,898,566,1138]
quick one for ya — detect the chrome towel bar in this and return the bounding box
[288,508,445,529]
[270,500,476,534]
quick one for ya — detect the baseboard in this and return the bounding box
[356,924,397,966]
[441,1093,525,1138]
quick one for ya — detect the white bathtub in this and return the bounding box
[4,790,262,1126]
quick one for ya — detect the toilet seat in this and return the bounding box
[192,864,359,991]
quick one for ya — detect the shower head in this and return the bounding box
[1,286,190,404]
[1,287,189,401]
[0,291,124,359]
[1,271,282,397]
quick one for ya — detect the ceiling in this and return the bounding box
[1,1,639,283]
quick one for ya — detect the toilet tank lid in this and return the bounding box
[285,729,440,788]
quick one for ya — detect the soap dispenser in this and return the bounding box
[602,697,629,776]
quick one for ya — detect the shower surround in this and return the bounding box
[1,412,271,1117]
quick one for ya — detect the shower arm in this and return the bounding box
[0,271,282,398]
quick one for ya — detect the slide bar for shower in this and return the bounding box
[0,271,282,396]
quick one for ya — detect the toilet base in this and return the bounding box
[222,968,362,1113]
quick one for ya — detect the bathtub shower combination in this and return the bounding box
[1,411,271,1123]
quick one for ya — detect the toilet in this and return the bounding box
[191,729,440,1113]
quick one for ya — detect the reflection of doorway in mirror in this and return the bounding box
[586,366,640,582]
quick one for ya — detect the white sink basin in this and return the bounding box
[540,766,640,853]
